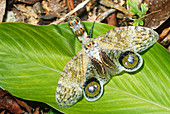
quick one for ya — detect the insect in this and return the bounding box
[56,16,159,108]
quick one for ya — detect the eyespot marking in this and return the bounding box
[119,51,139,69]
[83,77,103,101]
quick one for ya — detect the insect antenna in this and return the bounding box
[89,22,95,38]
[88,14,101,38]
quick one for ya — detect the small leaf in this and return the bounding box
[127,0,141,15]
[141,3,148,15]
[130,8,138,15]
[133,19,145,26]
[127,0,149,25]
[139,19,144,25]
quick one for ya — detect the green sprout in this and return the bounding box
[127,0,148,26]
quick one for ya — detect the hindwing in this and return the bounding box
[82,49,143,102]
[100,49,143,73]
[82,57,107,102]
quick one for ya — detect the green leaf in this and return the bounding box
[0,22,170,113]
[127,0,141,15]
[141,3,148,15]
[132,19,144,26]
[127,0,148,26]
[139,19,144,25]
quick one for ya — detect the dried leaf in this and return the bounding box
[144,0,170,29]
[158,27,170,43]
[160,34,170,52]
[0,0,6,22]
[14,4,39,24]
[160,28,170,52]
[0,89,25,114]
[5,11,18,22]
[100,0,133,16]
[106,13,117,26]
[67,0,78,16]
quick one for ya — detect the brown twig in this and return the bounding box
[96,9,116,22]
[17,0,41,4]
[138,9,162,19]
[50,0,90,25]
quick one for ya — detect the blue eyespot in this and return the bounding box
[88,86,95,93]
[127,55,134,63]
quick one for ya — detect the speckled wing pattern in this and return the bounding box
[56,50,89,108]
[95,26,159,52]
[56,15,159,108]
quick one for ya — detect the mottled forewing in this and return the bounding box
[56,50,89,108]
[95,26,159,52]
